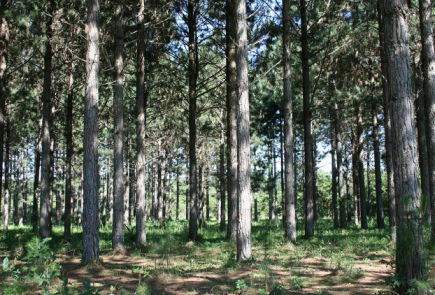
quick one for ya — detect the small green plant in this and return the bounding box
[235,279,248,290]
[290,275,303,290]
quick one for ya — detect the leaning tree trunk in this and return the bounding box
[0,0,8,221]
[136,0,147,245]
[40,0,54,238]
[235,0,252,262]
[226,0,238,241]
[82,0,100,265]
[383,0,426,291]
[372,104,385,229]
[418,0,435,237]
[301,0,314,238]
[188,0,198,241]
[112,4,125,250]
[283,0,296,243]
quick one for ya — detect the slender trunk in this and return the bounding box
[418,0,435,237]
[188,0,198,241]
[336,106,347,229]
[55,150,62,226]
[3,113,9,231]
[351,124,360,225]
[357,103,368,230]
[168,156,173,220]
[40,0,54,238]
[268,134,275,220]
[313,133,319,222]
[377,0,396,237]
[176,160,180,220]
[372,104,384,229]
[219,106,226,230]
[226,0,238,241]
[367,144,372,220]
[82,0,100,264]
[153,160,158,221]
[198,163,205,228]
[112,4,125,250]
[0,0,8,221]
[331,117,339,228]
[283,0,296,242]
[280,122,285,226]
[18,151,23,226]
[415,60,430,209]
[235,0,251,262]
[33,134,41,233]
[206,170,210,221]
[383,0,425,289]
[301,0,314,238]
[136,0,147,245]
[129,138,134,224]
[157,147,163,227]
[272,133,278,221]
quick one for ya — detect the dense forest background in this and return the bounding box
[0,0,434,294]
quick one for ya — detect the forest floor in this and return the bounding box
[0,220,434,295]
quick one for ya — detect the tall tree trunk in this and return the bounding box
[351,124,360,225]
[176,159,180,220]
[372,104,384,229]
[33,133,41,233]
[219,105,226,230]
[188,0,198,241]
[268,134,275,221]
[152,159,158,221]
[82,0,100,264]
[357,103,368,230]
[198,163,205,228]
[377,0,396,237]
[206,170,210,221]
[414,60,430,211]
[168,156,173,220]
[226,0,238,241]
[331,117,339,228]
[301,0,314,238]
[55,150,62,226]
[383,0,425,290]
[40,0,54,238]
[0,0,8,221]
[272,133,278,221]
[335,105,347,229]
[418,0,435,237]
[283,0,296,243]
[136,0,147,245]
[235,0,251,262]
[366,144,372,220]
[157,147,163,227]
[3,113,9,231]
[112,4,125,250]
[280,122,285,226]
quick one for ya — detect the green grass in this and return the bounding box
[0,218,433,294]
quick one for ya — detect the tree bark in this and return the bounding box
[331,117,339,228]
[301,0,314,238]
[235,0,251,262]
[136,0,147,245]
[377,0,396,237]
[0,0,8,222]
[33,133,41,233]
[82,0,100,264]
[226,0,238,241]
[283,0,296,243]
[372,104,385,229]
[112,4,125,250]
[418,0,435,237]
[176,159,180,220]
[219,105,226,230]
[383,0,425,289]
[3,113,9,231]
[40,0,54,238]
[188,0,198,241]
[357,102,368,230]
